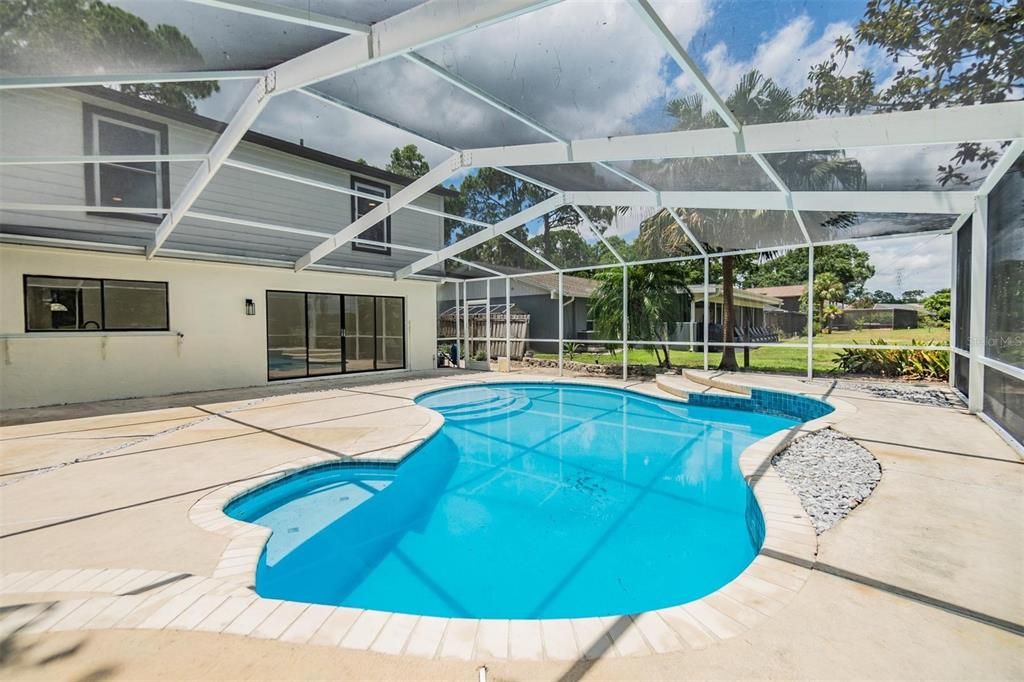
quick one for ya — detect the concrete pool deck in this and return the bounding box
[1,370,1021,679]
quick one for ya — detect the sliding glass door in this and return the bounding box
[266,290,405,381]
[267,291,307,380]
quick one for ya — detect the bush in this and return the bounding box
[473,349,487,361]
[832,339,949,379]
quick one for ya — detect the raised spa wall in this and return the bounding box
[687,388,834,422]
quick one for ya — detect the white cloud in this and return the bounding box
[696,15,887,98]
[415,0,713,139]
[861,234,951,295]
[253,91,452,168]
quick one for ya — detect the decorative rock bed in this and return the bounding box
[771,428,882,533]
[518,357,659,377]
[833,380,959,408]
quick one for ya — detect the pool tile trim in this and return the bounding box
[1,373,855,661]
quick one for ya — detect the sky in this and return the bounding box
[112,0,963,295]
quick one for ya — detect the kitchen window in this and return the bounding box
[24,275,169,332]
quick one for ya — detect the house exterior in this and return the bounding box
[745,284,805,312]
[0,87,451,409]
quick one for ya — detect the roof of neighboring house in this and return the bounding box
[515,272,600,298]
[872,303,926,312]
[744,284,806,298]
[77,86,457,199]
[694,286,783,307]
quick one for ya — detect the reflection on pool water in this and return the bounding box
[226,383,799,619]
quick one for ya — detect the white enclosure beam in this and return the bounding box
[666,207,707,256]
[404,53,655,195]
[806,245,815,379]
[622,265,629,380]
[627,0,815,247]
[184,210,327,238]
[467,101,1024,167]
[274,0,559,92]
[454,257,504,277]
[976,140,1024,197]
[627,0,741,132]
[221,158,485,227]
[0,71,262,90]
[558,272,564,376]
[0,203,169,214]
[298,84,571,200]
[572,206,625,264]
[968,195,988,412]
[404,53,567,144]
[503,233,560,271]
[397,194,566,278]
[181,0,370,34]
[296,153,467,270]
[557,190,974,214]
[148,77,274,257]
[0,154,208,166]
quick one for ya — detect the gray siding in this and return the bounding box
[0,89,445,270]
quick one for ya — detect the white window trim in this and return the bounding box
[351,179,390,254]
[90,113,164,217]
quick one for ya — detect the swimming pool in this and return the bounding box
[226,382,802,619]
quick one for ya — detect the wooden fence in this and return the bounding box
[439,311,530,359]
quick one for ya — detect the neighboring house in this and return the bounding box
[745,284,805,312]
[840,303,922,330]
[442,274,780,354]
[0,87,452,408]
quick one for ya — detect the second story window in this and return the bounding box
[83,104,170,222]
[351,177,391,255]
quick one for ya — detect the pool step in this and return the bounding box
[655,373,739,401]
[440,394,531,421]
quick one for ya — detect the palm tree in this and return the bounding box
[589,263,692,368]
[634,70,865,370]
[813,272,846,333]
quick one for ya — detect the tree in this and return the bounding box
[386,144,430,179]
[744,243,875,300]
[922,288,951,322]
[0,1,218,111]
[588,264,691,368]
[634,70,865,370]
[814,273,846,333]
[444,168,616,271]
[871,289,898,304]
[799,0,1022,186]
[900,289,925,304]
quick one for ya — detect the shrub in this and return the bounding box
[562,341,582,360]
[473,349,488,361]
[832,339,949,379]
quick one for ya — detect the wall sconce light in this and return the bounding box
[245,298,256,316]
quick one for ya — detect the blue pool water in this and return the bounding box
[226,383,800,619]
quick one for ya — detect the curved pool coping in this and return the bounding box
[183,375,855,660]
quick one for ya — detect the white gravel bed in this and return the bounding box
[771,428,882,533]
[831,380,959,408]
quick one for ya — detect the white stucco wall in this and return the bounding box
[0,244,439,410]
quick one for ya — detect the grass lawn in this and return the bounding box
[537,327,951,376]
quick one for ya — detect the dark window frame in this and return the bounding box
[350,176,392,255]
[265,289,406,381]
[83,103,171,224]
[23,274,170,333]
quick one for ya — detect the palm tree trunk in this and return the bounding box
[719,254,739,371]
